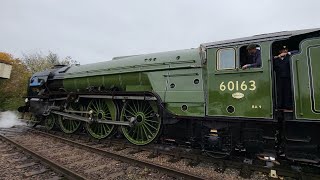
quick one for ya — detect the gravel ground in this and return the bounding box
[0,139,61,180]
[2,126,272,180]
[9,132,175,180]
[99,143,269,180]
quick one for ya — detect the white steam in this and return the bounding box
[0,111,25,128]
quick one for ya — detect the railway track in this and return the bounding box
[0,127,87,180]
[1,125,320,179]
[0,126,205,180]
[31,127,320,180]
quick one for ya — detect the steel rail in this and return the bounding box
[31,129,205,180]
[33,128,320,180]
[0,133,88,180]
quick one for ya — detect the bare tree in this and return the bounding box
[22,51,78,74]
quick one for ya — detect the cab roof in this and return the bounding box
[201,28,320,48]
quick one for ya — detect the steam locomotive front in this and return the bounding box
[18,65,69,116]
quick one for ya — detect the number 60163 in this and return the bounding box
[219,80,256,91]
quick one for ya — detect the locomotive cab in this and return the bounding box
[272,31,320,163]
[202,37,275,155]
[201,28,320,162]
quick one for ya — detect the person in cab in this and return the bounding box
[242,44,262,69]
[273,45,298,111]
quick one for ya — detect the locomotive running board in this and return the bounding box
[51,111,133,126]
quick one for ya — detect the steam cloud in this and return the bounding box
[0,111,25,128]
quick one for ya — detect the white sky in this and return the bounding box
[1,0,319,64]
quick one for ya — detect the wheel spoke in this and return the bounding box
[142,123,154,136]
[144,115,155,119]
[144,109,153,116]
[70,120,73,130]
[137,101,141,112]
[141,125,149,141]
[68,120,71,130]
[125,109,135,116]
[135,127,139,141]
[102,125,107,134]
[45,114,55,130]
[92,101,98,112]
[127,104,136,114]
[106,124,111,131]
[139,126,143,141]
[58,104,81,134]
[141,102,147,113]
[145,121,157,130]
[133,128,138,140]
[72,121,76,131]
[85,99,115,139]
[139,126,145,141]
[135,127,140,141]
[100,124,103,135]
[132,101,138,113]
[103,102,109,111]
[145,119,160,124]
[127,127,134,136]
[121,100,161,145]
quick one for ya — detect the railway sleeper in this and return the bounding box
[147,149,160,158]
[113,143,127,151]
[129,147,143,154]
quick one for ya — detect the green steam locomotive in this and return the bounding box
[19,28,320,163]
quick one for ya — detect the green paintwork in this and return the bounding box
[85,99,117,139]
[63,48,205,117]
[165,68,205,116]
[120,100,161,145]
[57,30,320,121]
[292,37,320,120]
[205,42,273,118]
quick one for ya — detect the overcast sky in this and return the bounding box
[1,0,320,64]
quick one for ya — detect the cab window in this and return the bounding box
[240,44,261,68]
[217,48,236,70]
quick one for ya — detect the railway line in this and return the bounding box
[0,128,68,179]
[0,126,205,179]
[32,127,320,180]
[1,125,320,179]
[25,128,320,180]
